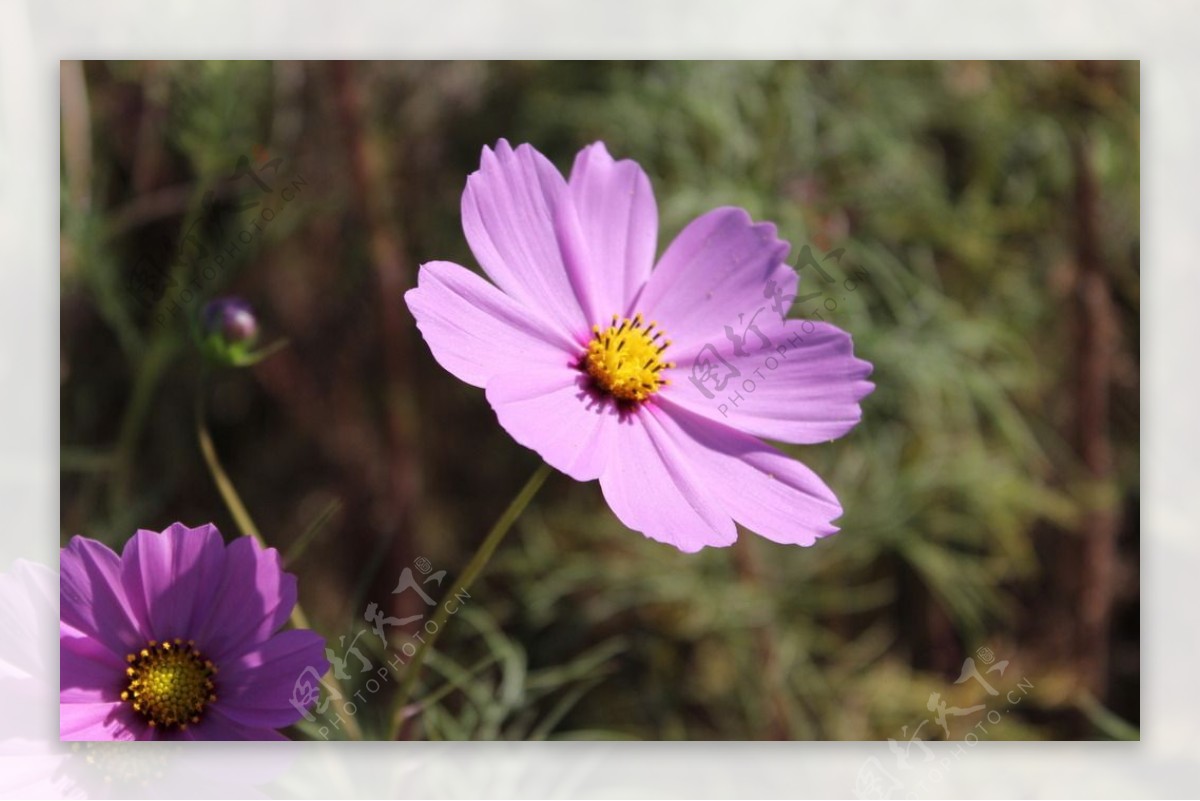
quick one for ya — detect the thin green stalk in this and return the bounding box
[194,408,320,640]
[106,183,214,513]
[284,498,343,566]
[107,335,180,512]
[1075,690,1140,741]
[389,462,552,739]
[195,398,364,741]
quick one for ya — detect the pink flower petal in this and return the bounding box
[597,406,736,552]
[635,207,793,363]
[60,624,125,703]
[485,367,618,481]
[60,701,141,741]
[557,142,658,322]
[192,537,298,665]
[60,536,146,657]
[215,629,329,729]
[462,140,588,338]
[181,708,286,741]
[405,260,577,389]
[119,523,226,644]
[657,400,843,546]
[667,320,874,444]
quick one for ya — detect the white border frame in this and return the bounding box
[3,1,1190,797]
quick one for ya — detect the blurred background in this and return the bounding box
[59,61,1139,741]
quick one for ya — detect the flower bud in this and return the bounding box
[202,297,259,346]
[197,297,265,366]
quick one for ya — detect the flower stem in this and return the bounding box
[194,397,364,741]
[389,462,552,739]
[195,416,281,582]
[107,183,213,514]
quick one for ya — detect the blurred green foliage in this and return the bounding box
[60,61,1138,741]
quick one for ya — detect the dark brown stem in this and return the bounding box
[1070,126,1120,696]
[328,62,423,623]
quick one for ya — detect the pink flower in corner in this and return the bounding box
[59,523,329,740]
[405,140,874,552]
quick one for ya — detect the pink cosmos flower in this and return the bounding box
[59,523,329,740]
[405,140,874,552]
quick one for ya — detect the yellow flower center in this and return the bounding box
[582,313,674,404]
[122,639,217,730]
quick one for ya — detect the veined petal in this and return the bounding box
[635,207,792,363]
[485,367,619,481]
[119,523,226,644]
[406,260,578,389]
[60,536,146,657]
[667,320,874,444]
[597,406,736,552]
[193,537,298,665]
[182,708,287,741]
[60,701,141,741]
[216,629,329,730]
[60,624,126,704]
[462,139,588,337]
[657,400,844,546]
[558,142,658,322]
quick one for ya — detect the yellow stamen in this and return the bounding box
[582,313,674,404]
[123,638,217,730]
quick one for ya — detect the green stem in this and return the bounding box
[194,396,364,741]
[195,413,277,573]
[108,335,179,513]
[389,462,552,739]
[106,183,213,514]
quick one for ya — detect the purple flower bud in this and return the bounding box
[201,297,259,346]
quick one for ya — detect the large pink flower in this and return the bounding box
[406,140,874,552]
